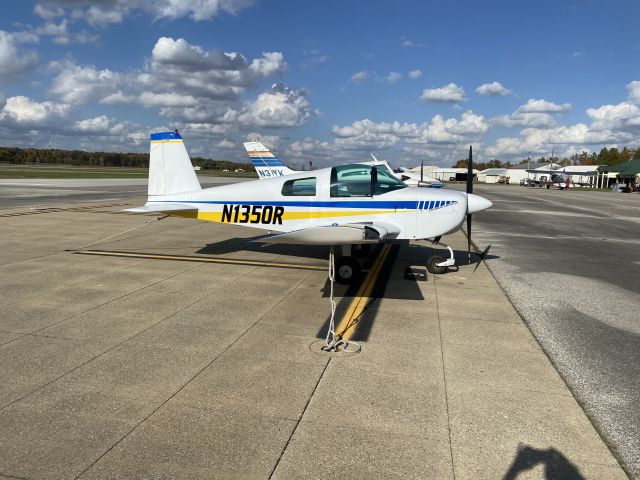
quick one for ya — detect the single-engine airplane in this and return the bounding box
[128,131,492,283]
[244,141,445,188]
[525,166,596,189]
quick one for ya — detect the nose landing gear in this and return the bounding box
[425,237,456,274]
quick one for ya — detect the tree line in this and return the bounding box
[0,146,253,171]
[453,146,640,169]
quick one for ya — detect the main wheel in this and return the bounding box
[426,255,447,274]
[334,257,361,284]
[352,244,372,258]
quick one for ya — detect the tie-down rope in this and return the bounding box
[321,246,360,353]
[69,214,168,251]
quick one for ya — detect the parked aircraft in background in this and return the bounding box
[244,141,444,188]
[129,132,491,283]
[392,165,445,188]
[524,166,597,189]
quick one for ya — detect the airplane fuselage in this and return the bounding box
[147,166,470,242]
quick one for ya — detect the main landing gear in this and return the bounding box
[333,244,370,284]
[425,237,456,275]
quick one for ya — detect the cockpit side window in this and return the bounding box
[281,177,317,196]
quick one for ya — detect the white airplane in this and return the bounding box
[392,164,445,188]
[243,141,445,188]
[524,166,597,189]
[128,132,492,283]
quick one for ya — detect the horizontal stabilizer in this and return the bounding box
[125,203,197,214]
[253,222,400,246]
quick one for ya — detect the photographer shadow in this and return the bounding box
[503,444,585,480]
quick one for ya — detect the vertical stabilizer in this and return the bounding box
[243,141,298,178]
[148,131,201,196]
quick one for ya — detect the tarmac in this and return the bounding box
[0,197,629,479]
[461,184,640,478]
[0,177,242,209]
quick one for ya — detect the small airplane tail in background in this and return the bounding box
[243,141,299,178]
[148,131,201,196]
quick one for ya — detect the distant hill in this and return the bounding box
[0,146,253,172]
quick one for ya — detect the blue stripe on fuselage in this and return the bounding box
[154,199,458,210]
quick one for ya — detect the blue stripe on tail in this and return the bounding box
[250,157,285,167]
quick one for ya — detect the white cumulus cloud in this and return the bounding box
[0,31,39,83]
[475,81,513,96]
[420,83,466,103]
[49,62,123,105]
[626,80,640,103]
[235,83,312,128]
[350,70,371,85]
[408,69,422,79]
[519,98,571,113]
[34,0,255,26]
[385,72,402,84]
[0,95,71,127]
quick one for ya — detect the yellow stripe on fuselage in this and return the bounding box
[168,208,403,223]
[150,139,184,144]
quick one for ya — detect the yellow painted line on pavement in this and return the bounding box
[335,244,391,340]
[74,249,327,271]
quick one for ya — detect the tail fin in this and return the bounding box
[243,141,298,178]
[148,131,201,196]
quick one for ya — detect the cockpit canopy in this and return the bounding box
[330,164,407,197]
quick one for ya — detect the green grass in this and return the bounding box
[0,164,257,179]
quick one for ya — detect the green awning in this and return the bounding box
[616,159,640,178]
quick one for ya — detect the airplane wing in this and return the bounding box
[252,222,401,245]
[125,203,198,213]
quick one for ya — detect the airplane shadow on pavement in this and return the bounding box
[196,238,500,343]
[196,236,328,260]
[502,444,585,480]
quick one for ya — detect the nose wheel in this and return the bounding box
[425,238,456,274]
[426,255,448,274]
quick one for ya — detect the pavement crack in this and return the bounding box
[434,276,457,480]
[268,357,331,479]
[72,267,313,479]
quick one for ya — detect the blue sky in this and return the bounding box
[0,0,638,167]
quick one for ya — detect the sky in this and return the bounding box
[0,0,639,167]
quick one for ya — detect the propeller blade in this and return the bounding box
[421,159,424,183]
[466,145,473,194]
[466,146,473,263]
[466,213,472,264]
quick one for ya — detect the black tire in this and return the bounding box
[334,257,361,284]
[352,244,372,258]
[426,255,447,274]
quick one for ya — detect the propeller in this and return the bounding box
[466,146,473,264]
[420,159,424,183]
